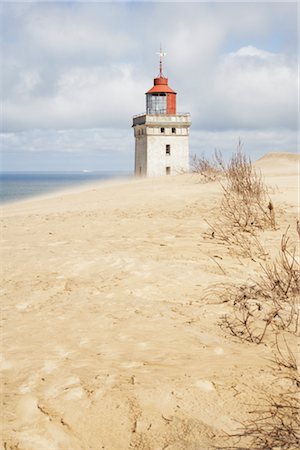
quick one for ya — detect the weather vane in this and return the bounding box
[156,45,167,78]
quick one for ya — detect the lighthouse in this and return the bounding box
[133,50,191,177]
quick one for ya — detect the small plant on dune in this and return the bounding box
[219,337,300,450]
[206,146,299,450]
[220,227,300,344]
[191,149,225,182]
[225,144,265,197]
[203,143,276,261]
[204,218,269,262]
[259,227,300,301]
[220,142,273,232]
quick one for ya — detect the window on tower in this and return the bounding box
[166,145,171,155]
[161,127,165,133]
[172,128,176,134]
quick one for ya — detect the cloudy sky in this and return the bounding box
[1,1,298,172]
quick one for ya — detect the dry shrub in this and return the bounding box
[219,337,300,450]
[194,144,272,231]
[239,393,300,449]
[259,228,300,299]
[220,228,300,344]
[205,145,300,449]
[191,149,225,182]
[271,335,299,384]
[203,144,276,262]
[220,143,273,232]
[225,146,265,198]
[204,219,268,262]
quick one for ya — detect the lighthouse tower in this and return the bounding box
[133,50,191,177]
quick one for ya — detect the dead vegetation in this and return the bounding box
[220,144,274,232]
[204,146,300,344]
[191,149,225,181]
[220,227,300,344]
[202,143,277,260]
[200,145,299,449]
[219,337,300,450]
[204,218,268,261]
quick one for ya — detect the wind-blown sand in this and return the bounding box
[1,153,299,449]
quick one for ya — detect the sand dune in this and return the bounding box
[254,151,299,175]
[1,153,299,449]
[256,151,299,163]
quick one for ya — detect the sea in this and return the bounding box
[0,171,131,204]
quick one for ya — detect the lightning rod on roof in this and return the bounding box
[156,45,167,78]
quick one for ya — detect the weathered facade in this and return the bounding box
[133,52,191,177]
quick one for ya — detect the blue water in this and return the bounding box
[0,171,131,204]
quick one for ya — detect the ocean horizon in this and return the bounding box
[0,171,131,204]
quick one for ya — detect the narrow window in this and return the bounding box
[172,128,176,134]
[166,166,171,175]
[166,144,171,155]
[161,127,165,133]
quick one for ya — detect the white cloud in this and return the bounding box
[0,127,134,171]
[229,45,276,59]
[195,46,297,130]
[1,128,132,154]
[1,1,298,170]
[4,64,149,130]
[22,3,138,60]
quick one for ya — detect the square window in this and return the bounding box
[166,144,171,155]
[172,128,176,134]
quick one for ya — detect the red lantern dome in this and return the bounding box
[146,49,177,114]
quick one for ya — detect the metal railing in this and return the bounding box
[133,112,190,118]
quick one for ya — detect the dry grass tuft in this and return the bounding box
[203,143,276,261]
[191,149,225,182]
[219,337,300,449]
[220,227,300,344]
[204,218,268,261]
[203,145,299,449]
[220,143,273,232]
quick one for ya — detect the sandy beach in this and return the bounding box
[1,152,299,449]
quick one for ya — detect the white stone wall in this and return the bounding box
[134,131,147,176]
[147,133,189,176]
[133,114,191,177]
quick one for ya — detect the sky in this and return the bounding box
[0,0,298,172]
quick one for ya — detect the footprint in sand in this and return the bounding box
[195,379,215,392]
[0,354,13,370]
[121,361,143,369]
[15,302,29,311]
[79,337,89,346]
[18,372,39,394]
[137,342,149,349]
[64,386,84,400]
[15,397,73,449]
[19,384,31,394]
[16,395,39,424]
[42,360,58,374]
[214,346,224,355]
[54,346,71,358]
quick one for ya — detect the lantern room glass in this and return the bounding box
[146,93,167,114]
